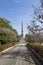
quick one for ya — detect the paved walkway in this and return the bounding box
[0,39,35,65]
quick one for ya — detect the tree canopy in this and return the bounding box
[0,18,12,29]
[0,18,18,44]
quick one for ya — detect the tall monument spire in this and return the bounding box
[21,21,23,37]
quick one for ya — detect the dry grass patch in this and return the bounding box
[0,42,16,52]
[29,43,43,58]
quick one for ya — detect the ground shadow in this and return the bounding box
[3,49,35,64]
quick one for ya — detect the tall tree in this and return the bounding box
[27,0,43,44]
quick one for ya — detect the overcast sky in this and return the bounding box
[0,0,40,35]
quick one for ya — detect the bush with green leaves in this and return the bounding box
[0,18,18,44]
